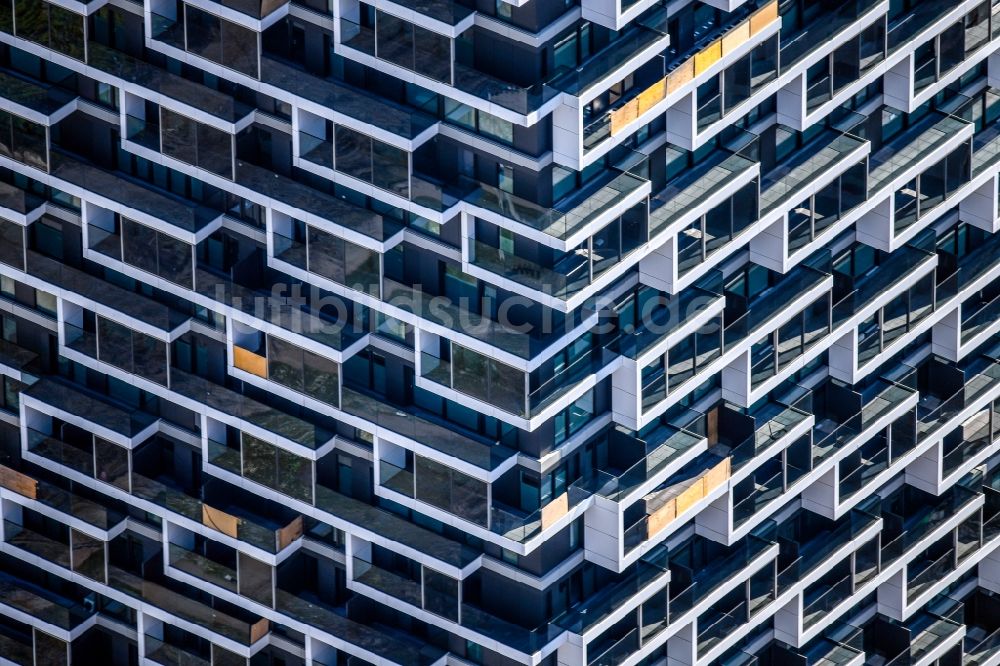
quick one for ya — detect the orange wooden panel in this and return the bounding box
[750,0,778,35]
[277,515,304,550]
[721,21,750,56]
[675,478,706,515]
[637,79,667,115]
[250,619,270,644]
[703,457,731,492]
[694,40,722,75]
[203,504,240,538]
[610,98,640,136]
[233,345,268,378]
[667,59,694,94]
[0,465,37,499]
[540,492,569,530]
[647,498,676,537]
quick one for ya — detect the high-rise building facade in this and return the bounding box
[0,0,998,664]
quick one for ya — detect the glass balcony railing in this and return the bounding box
[760,130,866,216]
[4,520,71,570]
[907,548,955,602]
[109,567,268,645]
[649,151,758,238]
[0,465,124,530]
[776,506,880,593]
[132,471,299,554]
[144,634,211,666]
[465,170,648,241]
[469,240,589,301]
[917,357,1000,441]
[802,574,853,628]
[888,613,964,665]
[0,571,93,630]
[832,244,936,328]
[615,287,723,361]
[50,153,219,234]
[341,385,515,471]
[588,627,640,666]
[585,425,705,503]
[339,19,559,117]
[380,277,564,359]
[0,71,76,118]
[668,535,774,621]
[963,292,1000,344]
[779,0,883,69]
[554,561,669,638]
[313,484,478,570]
[169,369,334,450]
[936,226,1000,303]
[553,9,668,98]
[489,480,592,543]
[727,396,812,471]
[887,0,964,53]
[723,263,831,350]
[0,180,44,217]
[0,632,32,666]
[275,588,445,665]
[966,625,1000,666]
[168,544,238,595]
[868,112,970,195]
[880,485,982,567]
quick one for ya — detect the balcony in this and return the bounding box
[886,0,969,53]
[759,129,868,219]
[935,226,1000,307]
[779,0,886,71]
[169,369,334,451]
[622,452,731,552]
[0,181,44,221]
[192,263,364,355]
[590,417,707,506]
[667,534,776,623]
[554,9,669,100]
[25,254,189,338]
[614,285,725,363]
[313,484,478,571]
[916,352,1000,443]
[0,569,93,631]
[0,338,39,383]
[0,466,125,532]
[775,505,881,594]
[959,590,1000,666]
[555,559,669,641]
[879,483,983,570]
[722,261,832,352]
[264,59,434,143]
[232,160,402,244]
[825,378,916,497]
[89,43,250,125]
[339,18,559,118]
[144,633,211,666]
[274,587,445,665]
[465,169,649,243]
[22,379,158,443]
[831,242,937,330]
[867,111,971,196]
[649,150,759,239]
[50,153,220,236]
[0,71,75,122]
[717,396,813,473]
[109,567,268,646]
[341,385,515,473]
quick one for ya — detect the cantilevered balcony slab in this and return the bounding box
[0,72,76,127]
[21,379,159,449]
